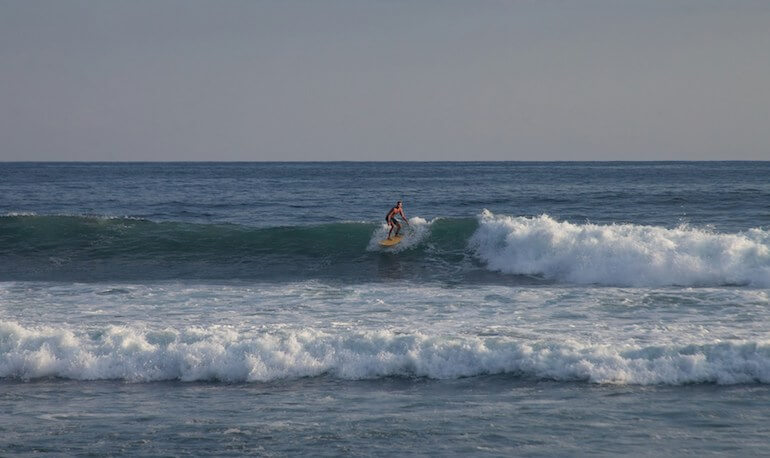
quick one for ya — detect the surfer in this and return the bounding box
[386,200,409,240]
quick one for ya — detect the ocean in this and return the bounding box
[1,161,769,455]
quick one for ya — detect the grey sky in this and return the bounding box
[1,1,769,161]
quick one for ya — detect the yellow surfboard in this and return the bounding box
[379,235,403,247]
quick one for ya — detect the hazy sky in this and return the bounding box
[2,1,769,161]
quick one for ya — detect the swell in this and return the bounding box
[0,214,478,282]
[0,214,379,258]
[3,321,770,385]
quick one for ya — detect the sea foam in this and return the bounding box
[368,216,433,252]
[470,210,770,287]
[3,321,770,385]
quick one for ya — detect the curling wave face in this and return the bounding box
[0,214,477,282]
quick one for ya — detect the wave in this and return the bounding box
[0,214,463,259]
[2,321,770,385]
[2,213,768,286]
[0,214,377,258]
[0,214,478,282]
[470,210,770,287]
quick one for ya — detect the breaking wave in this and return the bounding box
[2,321,770,385]
[470,210,770,287]
[2,213,768,286]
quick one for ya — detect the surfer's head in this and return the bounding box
[396,200,402,207]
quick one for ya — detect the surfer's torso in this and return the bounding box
[386,206,403,222]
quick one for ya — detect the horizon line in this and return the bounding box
[2,159,768,164]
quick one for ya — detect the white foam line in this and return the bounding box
[3,321,770,385]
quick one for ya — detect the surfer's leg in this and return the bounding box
[387,221,394,239]
[394,221,401,236]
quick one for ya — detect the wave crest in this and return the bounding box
[470,210,770,287]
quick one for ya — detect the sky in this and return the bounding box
[1,0,769,161]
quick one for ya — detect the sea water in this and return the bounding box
[1,162,769,455]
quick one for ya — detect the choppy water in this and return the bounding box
[1,162,769,455]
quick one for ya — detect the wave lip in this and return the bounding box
[3,322,770,385]
[470,210,770,287]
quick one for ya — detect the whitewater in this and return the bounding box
[471,210,770,287]
[3,278,769,385]
[2,161,769,455]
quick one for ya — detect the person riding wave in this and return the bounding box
[385,200,409,240]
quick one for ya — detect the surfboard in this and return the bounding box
[379,235,403,247]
